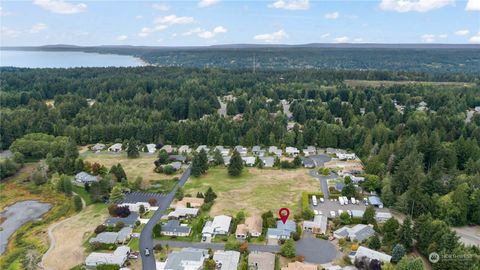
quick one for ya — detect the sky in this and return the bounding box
[1,0,479,46]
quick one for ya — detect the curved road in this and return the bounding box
[140,166,191,270]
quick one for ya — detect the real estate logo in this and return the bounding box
[429,252,440,263]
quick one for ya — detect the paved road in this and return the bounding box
[153,240,280,253]
[296,232,338,264]
[140,166,191,270]
[310,170,337,199]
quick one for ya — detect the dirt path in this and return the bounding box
[40,204,107,270]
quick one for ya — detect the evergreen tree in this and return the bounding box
[198,149,209,173]
[228,150,244,176]
[127,137,139,158]
[391,244,406,263]
[368,234,381,250]
[110,185,125,202]
[204,187,217,203]
[191,154,203,177]
[382,218,400,247]
[362,205,376,224]
[73,195,83,212]
[280,239,296,258]
[398,216,413,251]
[213,149,224,166]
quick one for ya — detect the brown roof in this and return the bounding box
[235,224,248,236]
[245,216,262,234]
[281,262,317,270]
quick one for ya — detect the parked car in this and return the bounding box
[320,198,325,203]
[144,248,150,256]
[330,211,336,218]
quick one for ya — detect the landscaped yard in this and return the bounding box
[82,152,181,183]
[183,167,320,216]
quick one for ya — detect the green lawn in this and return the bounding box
[129,238,140,251]
[148,179,178,193]
[72,185,92,205]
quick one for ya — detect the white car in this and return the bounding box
[314,210,319,215]
[320,198,325,203]
[330,211,336,218]
[338,209,344,215]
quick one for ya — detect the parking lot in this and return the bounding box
[310,197,391,219]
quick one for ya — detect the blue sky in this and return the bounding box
[1,0,479,46]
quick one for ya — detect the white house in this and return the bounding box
[302,146,316,156]
[242,156,256,166]
[92,143,106,152]
[161,248,209,270]
[85,246,130,268]
[75,172,98,184]
[168,207,199,219]
[337,153,357,160]
[196,145,209,153]
[215,146,230,156]
[375,212,393,222]
[303,215,328,234]
[235,145,248,156]
[285,147,300,157]
[178,145,191,154]
[213,251,240,270]
[146,144,157,153]
[118,202,152,212]
[108,143,122,152]
[161,145,174,154]
[202,215,232,238]
[351,246,392,263]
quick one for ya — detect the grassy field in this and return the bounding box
[345,79,475,88]
[0,164,75,270]
[82,152,180,183]
[183,167,320,216]
[42,203,108,270]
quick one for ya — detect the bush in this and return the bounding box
[154,244,163,251]
[94,224,107,234]
[148,197,158,206]
[114,206,131,217]
[280,239,296,258]
[73,195,83,212]
[96,265,120,270]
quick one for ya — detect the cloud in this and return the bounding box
[334,36,349,43]
[438,34,448,39]
[324,11,339,19]
[30,23,48,33]
[379,0,453,12]
[353,38,364,42]
[254,29,288,42]
[321,33,330,38]
[470,32,480,43]
[152,3,169,11]
[465,0,480,11]
[183,26,227,39]
[421,34,435,42]
[1,26,20,38]
[198,0,220,7]
[0,7,13,16]
[455,29,470,36]
[138,25,168,37]
[135,15,143,20]
[154,14,195,25]
[33,0,86,14]
[116,35,128,41]
[269,0,310,10]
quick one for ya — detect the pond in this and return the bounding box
[0,200,52,255]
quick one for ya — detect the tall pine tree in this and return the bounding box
[228,150,244,176]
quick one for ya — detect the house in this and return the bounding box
[242,156,256,166]
[75,172,98,184]
[301,157,315,168]
[213,251,240,270]
[92,143,106,151]
[196,145,209,153]
[287,122,296,131]
[223,156,231,166]
[215,146,230,156]
[350,210,364,218]
[252,146,265,156]
[337,153,357,160]
[321,264,356,270]
[285,147,300,157]
[302,215,328,234]
[368,196,384,208]
[117,202,151,212]
[202,215,232,238]
[176,197,204,209]
[235,145,248,156]
[326,148,346,155]
[351,246,392,263]
[108,143,122,152]
[89,227,133,244]
[248,252,275,270]
[281,262,317,270]
[260,157,275,168]
[178,145,191,154]
[236,216,263,239]
[375,212,393,222]
[161,248,209,270]
[333,224,375,242]
[475,106,480,113]
[85,246,130,268]
[146,144,157,153]
[343,174,364,183]
[169,155,187,163]
[302,146,316,156]
[268,146,283,157]
[118,191,164,206]
[168,208,199,219]
[161,145,175,154]
[267,220,296,240]
[169,161,182,171]
[104,212,140,228]
[161,220,191,237]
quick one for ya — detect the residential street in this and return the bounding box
[152,240,280,253]
[140,166,191,270]
[310,170,337,199]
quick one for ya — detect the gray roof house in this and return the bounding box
[85,246,130,268]
[252,146,266,156]
[301,157,315,168]
[303,215,328,234]
[169,161,182,171]
[196,145,209,153]
[169,155,187,163]
[75,172,98,184]
[248,252,275,270]
[161,220,191,237]
[235,145,248,156]
[213,251,240,270]
[163,248,209,270]
[368,196,384,208]
[108,143,122,152]
[89,227,133,244]
[260,157,275,168]
[146,143,157,153]
[104,212,139,227]
[267,220,296,240]
[352,246,392,263]
[92,143,106,151]
[242,156,256,166]
[268,146,283,157]
[302,146,316,156]
[223,156,231,166]
[202,215,232,237]
[178,145,191,154]
[168,207,199,219]
[285,147,300,157]
[334,224,375,242]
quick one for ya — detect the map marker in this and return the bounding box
[279,208,290,224]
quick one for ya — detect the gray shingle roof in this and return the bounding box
[161,220,191,234]
[104,212,139,227]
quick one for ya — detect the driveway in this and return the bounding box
[310,170,338,199]
[308,154,331,167]
[140,166,191,270]
[296,232,338,264]
[153,240,280,253]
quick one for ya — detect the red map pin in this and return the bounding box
[278,208,290,224]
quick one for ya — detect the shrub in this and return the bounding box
[148,197,158,206]
[280,239,296,258]
[154,244,163,251]
[94,224,107,234]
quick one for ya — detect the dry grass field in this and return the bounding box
[183,167,320,216]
